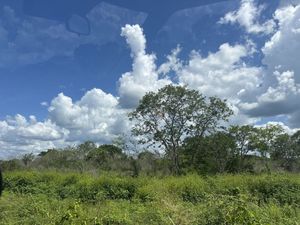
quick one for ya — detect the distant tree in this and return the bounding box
[182,131,235,174]
[136,151,160,175]
[112,134,141,156]
[86,144,126,170]
[291,131,300,171]
[0,159,23,171]
[35,148,82,170]
[130,85,233,174]
[292,130,300,154]
[78,141,97,153]
[77,141,97,160]
[210,132,236,173]
[22,153,35,166]
[250,124,284,172]
[272,131,300,171]
[229,125,257,172]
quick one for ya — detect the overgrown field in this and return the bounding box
[0,171,300,225]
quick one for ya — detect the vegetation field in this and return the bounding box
[0,171,300,225]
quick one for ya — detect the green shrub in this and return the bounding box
[249,176,300,205]
[198,195,261,225]
[100,178,137,200]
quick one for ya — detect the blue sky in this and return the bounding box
[1,0,300,158]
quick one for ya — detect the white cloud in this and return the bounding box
[258,71,300,103]
[0,89,129,159]
[1,23,258,158]
[40,102,48,107]
[118,24,171,108]
[255,121,299,135]
[241,3,300,127]
[158,46,183,76]
[241,70,300,117]
[178,43,262,101]
[0,115,68,158]
[48,88,128,142]
[262,4,300,80]
[219,0,276,35]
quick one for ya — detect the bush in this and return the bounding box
[249,176,300,205]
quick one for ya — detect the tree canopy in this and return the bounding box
[129,85,233,174]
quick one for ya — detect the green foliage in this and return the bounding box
[182,132,237,174]
[0,159,23,171]
[198,195,261,225]
[1,171,300,224]
[249,176,300,205]
[229,125,257,172]
[129,85,233,174]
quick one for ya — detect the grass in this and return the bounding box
[0,171,299,224]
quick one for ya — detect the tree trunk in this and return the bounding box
[171,147,180,175]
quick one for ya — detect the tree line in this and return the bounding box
[129,85,300,174]
[1,85,299,175]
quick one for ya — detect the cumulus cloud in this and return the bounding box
[219,0,276,35]
[258,71,300,103]
[48,88,128,142]
[241,3,300,127]
[172,42,263,125]
[0,89,129,159]
[0,115,68,158]
[178,43,262,100]
[157,46,183,76]
[241,70,300,117]
[262,4,300,80]
[118,24,171,108]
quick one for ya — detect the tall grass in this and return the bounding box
[1,171,299,224]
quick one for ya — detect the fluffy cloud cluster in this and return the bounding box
[48,89,128,142]
[0,115,67,158]
[240,4,300,127]
[0,89,129,159]
[258,71,300,103]
[178,43,261,100]
[262,5,300,77]
[219,0,276,35]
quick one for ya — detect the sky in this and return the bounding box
[0,0,300,159]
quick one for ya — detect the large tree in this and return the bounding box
[250,124,284,173]
[229,125,257,172]
[129,85,233,174]
[272,131,300,171]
